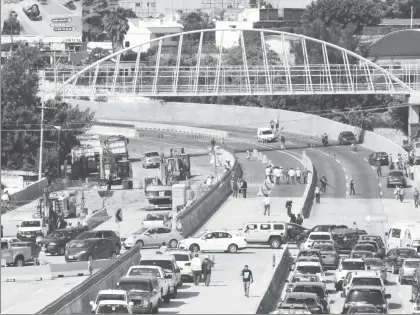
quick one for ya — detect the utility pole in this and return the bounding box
[211,138,217,177]
[38,86,45,181]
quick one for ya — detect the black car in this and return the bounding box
[74,230,122,254]
[384,247,419,274]
[338,132,357,145]
[296,225,348,246]
[331,228,366,255]
[341,286,390,314]
[368,152,389,166]
[386,171,406,188]
[287,282,330,313]
[38,227,88,256]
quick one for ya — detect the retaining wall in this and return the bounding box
[9,178,48,207]
[301,151,317,219]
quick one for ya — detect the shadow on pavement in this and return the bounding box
[175,291,200,299]
[161,301,185,308]
[389,303,402,310]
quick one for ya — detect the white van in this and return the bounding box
[257,128,276,143]
[385,222,420,250]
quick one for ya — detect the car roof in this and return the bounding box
[308,232,331,235]
[299,249,321,253]
[355,243,375,247]
[97,300,128,306]
[363,258,382,262]
[141,255,175,261]
[296,261,321,266]
[292,282,324,287]
[285,292,319,298]
[98,289,127,295]
[130,265,163,270]
[403,258,420,261]
[348,271,381,278]
[342,258,365,262]
[118,275,157,282]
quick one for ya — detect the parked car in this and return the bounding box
[95,300,131,314]
[89,290,129,314]
[384,247,419,274]
[116,276,162,314]
[334,258,367,291]
[238,221,289,248]
[65,238,117,262]
[398,258,420,284]
[178,230,247,253]
[123,227,183,250]
[38,227,87,256]
[349,250,373,259]
[386,170,406,188]
[312,242,339,270]
[363,258,387,284]
[338,131,357,145]
[139,254,182,289]
[346,304,379,314]
[142,151,161,168]
[1,237,40,267]
[126,265,175,303]
[16,219,48,242]
[75,230,122,254]
[368,152,389,166]
[165,249,193,282]
[283,292,326,314]
[341,286,391,314]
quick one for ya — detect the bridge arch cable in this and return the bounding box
[57,28,413,98]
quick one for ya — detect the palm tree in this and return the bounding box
[103,7,131,52]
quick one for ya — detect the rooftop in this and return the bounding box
[369,29,420,58]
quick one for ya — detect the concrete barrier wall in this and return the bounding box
[414,166,420,191]
[256,247,293,314]
[301,152,317,219]
[9,178,48,207]
[37,245,141,314]
[86,208,110,230]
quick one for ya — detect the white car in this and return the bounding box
[89,290,129,314]
[334,258,367,291]
[292,261,325,282]
[303,232,333,250]
[178,230,247,253]
[126,265,175,303]
[95,300,132,314]
[165,250,194,282]
[342,271,385,297]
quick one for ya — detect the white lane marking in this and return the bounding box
[337,160,341,164]
[3,306,17,313]
[342,167,346,171]
[352,151,357,155]
[379,183,382,187]
[380,191,383,196]
[32,288,44,296]
[364,158,368,162]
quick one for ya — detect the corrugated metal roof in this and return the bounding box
[369,29,420,57]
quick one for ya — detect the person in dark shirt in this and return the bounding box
[240,265,254,298]
[240,178,247,198]
[201,255,214,286]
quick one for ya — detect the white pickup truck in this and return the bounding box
[1,238,41,266]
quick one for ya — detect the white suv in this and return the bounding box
[334,258,367,291]
[165,250,194,282]
[303,232,333,250]
[343,271,385,297]
[292,261,325,282]
[89,290,129,314]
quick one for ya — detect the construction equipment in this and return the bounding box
[104,135,129,162]
[115,159,133,185]
[144,148,191,210]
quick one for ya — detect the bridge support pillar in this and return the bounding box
[408,92,420,139]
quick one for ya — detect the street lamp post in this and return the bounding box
[54,126,62,177]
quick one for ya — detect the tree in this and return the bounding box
[381,0,420,18]
[302,0,382,33]
[1,45,95,173]
[103,7,131,52]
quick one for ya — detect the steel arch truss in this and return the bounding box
[58,29,413,98]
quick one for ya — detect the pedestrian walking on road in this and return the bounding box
[376,160,382,177]
[241,265,254,298]
[283,167,289,184]
[303,168,309,184]
[201,255,214,287]
[315,185,321,203]
[274,167,281,185]
[191,254,202,286]
[414,188,419,208]
[265,166,273,183]
[349,178,356,195]
[398,186,405,202]
[389,154,393,166]
[296,214,303,225]
[1,225,3,238]
[320,176,327,193]
[275,118,280,131]
[263,194,271,216]
[394,186,400,201]
[246,149,251,160]
[240,178,247,198]
[231,177,238,198]
[296,167,301,184]
[289,168,296,184]
[290,213,297,224]
[270,119,275,131]
[286,199,293,217]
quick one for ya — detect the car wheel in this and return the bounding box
[14,257,24,267]
[136,240,144,249]
[171,286,178,298]
[269,237,282,249]
[190,244,200,253]
[58,246,65,256]
[169,239,178,248]
[116,245,121,255]
[228,244,238,253]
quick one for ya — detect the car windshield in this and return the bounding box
[296,266,321,274]
[377,152,387,156]
[118,282,150,291]
[96,294,126,303]
[350,306,378,313]
[49,231,68,238]
[365,260,384,267]
[140,260,172,271]
[342,132,355,137]
[172,254,190,261]
[347,290,385,304]
[355,245,374,252]
[398,249,417,257]
[133,228,148,235]
[313,244,334,251]
[352,252,372,258]
[342,261,365,270]
[404,260,420,268]
[389,171,403,177]
[309,235,331,241]
[352,277,382,286]
[21,221,41,227]
[390,229,401,238]
[293,286,324,298]
[313,226,332,232]
[97,304,129,314]
[261,130,273,135]
[67,240,95,248]
[285,298,317,306]
[77,232,95,240]
[145,152,159,157]
[128,267,160,277]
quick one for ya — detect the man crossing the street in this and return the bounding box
[414,188,419,208]
[201,255,215,287]
[349,178,356,195]
[191,254,202,286]
[263,194,271,216]
[376,160,382,177]
[240,265,254,298]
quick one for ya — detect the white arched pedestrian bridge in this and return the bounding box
[58,28,414,98]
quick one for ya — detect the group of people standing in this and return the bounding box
[264,165,309,185]
[230,177,248,198]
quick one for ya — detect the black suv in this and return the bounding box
[341,286,390,314]
[39,227,88,255]
[338,131,357,145]
[75,230,122,254]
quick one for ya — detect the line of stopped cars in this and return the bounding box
[271,224,420,314]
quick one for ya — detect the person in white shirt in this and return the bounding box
[295,167,301,184]
[263,194,271,216]
[191,253,202,286]
[288,168,296,184]
[265,166,272,182]
[274,167,281,185]
[1,190,10,204]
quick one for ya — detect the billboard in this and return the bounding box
[1,0,82,42]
